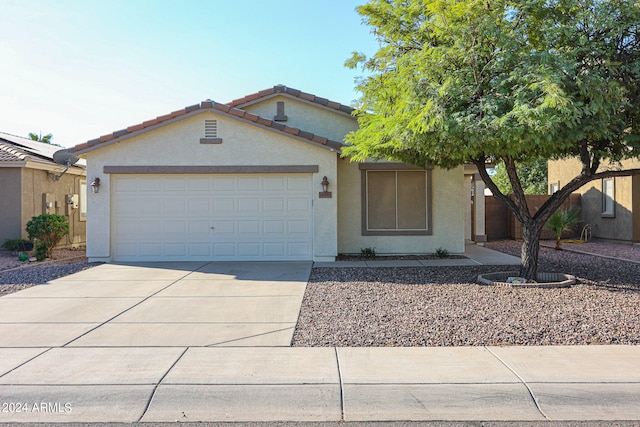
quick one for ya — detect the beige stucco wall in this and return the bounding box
[83,111,339,261]
[0,168,23,243]
[20,168,87,247]
[0,167,86,247]
[241,95,358,142]
[548,157,640,241]
[337,158,466,254]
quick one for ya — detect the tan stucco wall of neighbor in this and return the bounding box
[0,168,23,243]
[337,158,465,254]
[83,111,339,262]
[20,168,87,247]
[548,157,640,241]
[241,96,358,142]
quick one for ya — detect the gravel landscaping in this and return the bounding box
[0,248,99,297]
[292,240,640,347]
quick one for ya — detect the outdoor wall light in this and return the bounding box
[321,176,329,192]
[91,177,101,194]
[319,176,332,198]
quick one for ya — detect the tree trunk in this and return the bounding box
[520,220,544,280]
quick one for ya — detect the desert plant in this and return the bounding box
[34,241,48,261]
[360,247,376,257]
[1,238,33,253]
[435,247,449,258]
[546,208,581,250]
[25,213,69,259]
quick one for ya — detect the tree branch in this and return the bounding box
[473,158,522,221]
[504,156,531,222]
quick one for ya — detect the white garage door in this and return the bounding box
[111,174,313,261]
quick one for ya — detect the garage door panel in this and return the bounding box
[288,199,311,213]
[238,243,260,257]
[238,221,260,234]
[288,242,311,257]
[164,178,186,191]
[213,243,236,256]
[238,177,260,191]
[264,221,285,234]
[112,174,313,261]
[213,199,234,213]
[288,176,311,191]
[263,176,285,191]
[188,177,211,191]
[189,243,212,257]
[213,177,235,191]
[263,198,285,212]
[212,221,235,234]
[288,221,310,234]
[188,199,210,214]
[139,243,162,257]
[238,198,260,213]
[264,242,285,256]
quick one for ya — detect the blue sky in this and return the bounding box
[0,0,378,147]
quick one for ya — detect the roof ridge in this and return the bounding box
[71,99,343,154]
[227,84,355,114]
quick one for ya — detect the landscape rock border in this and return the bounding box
[477,271,576,288]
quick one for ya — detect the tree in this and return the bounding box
[492,158,548,195]
[345,0,640,279]
[28,132,53,144]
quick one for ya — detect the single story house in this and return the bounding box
[69,85,486,262]
[548,157,640,243]
[0,132,87,247]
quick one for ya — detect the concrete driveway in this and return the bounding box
[0,261,312,347]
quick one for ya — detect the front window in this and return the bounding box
[602,177,615,217]
[362,168,431,235]
[79,180,87,221]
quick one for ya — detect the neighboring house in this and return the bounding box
[0,132,87,247]
[548,157,640,243]
[69,85,486,262]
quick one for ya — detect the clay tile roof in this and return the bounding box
[69,99,344,155]
[228,84,355,115]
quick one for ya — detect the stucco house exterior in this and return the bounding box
[69,85,485,262]
[548,157,640,243]
[0,132,87,247]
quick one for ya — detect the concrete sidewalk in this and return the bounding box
[0,345,638,423]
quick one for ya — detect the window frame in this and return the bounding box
[360,163,432,236]
[549,181,559,194]
[79,179,87,222]
[601,177,615,218]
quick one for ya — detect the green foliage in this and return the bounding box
[360,247,376,257]
[546,208,581,250]
[492,159,548,195]
[1,238,32,253]
[435,247,449,258]
[28,132,53,144]
[346,0,640,278]
[25,214,69,259]
[34,241,48,261]
[346,0,640,170]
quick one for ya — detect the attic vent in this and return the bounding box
[204,120,218,138]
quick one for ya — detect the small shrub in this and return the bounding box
[34,241,48,261]
[546,208,581,250]
[360,247,376,257]
[435,247,449,258]
[26,213,69,259]
[1,238,33,253]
